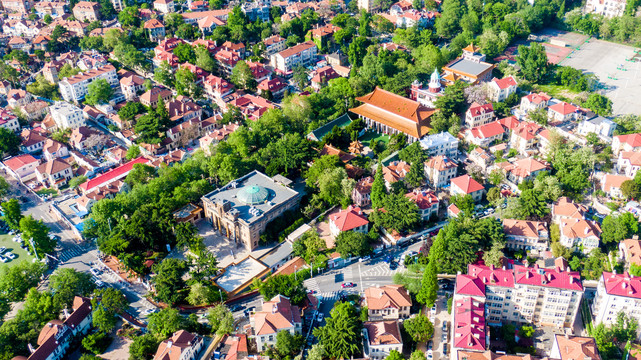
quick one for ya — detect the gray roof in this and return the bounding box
[260,241,293,268]
[586,116,613,125]
[202,170,300,225]
[447,58,493,76]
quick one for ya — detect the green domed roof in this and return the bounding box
[238,185,269,205]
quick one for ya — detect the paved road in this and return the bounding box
[304,240,427,316]
[2,172,158,320]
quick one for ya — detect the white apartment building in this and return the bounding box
[503,219,549,253]
[270,41,317,75]
[0,109,21,132]
[578,116,616,139]
[454,261,583,329]
[424,155,458,189]
[559,218,602,254]
[585,0,625,17]
[489,76,518,102]
[50,102,85,129]
[59,64,118,103]
[593,271,641,336]
[263,35,287,56]
[357,0,379,12]
[616,151,641,178]
[465,102,495,129]
[363,321,403,360]
[419,132,459,158]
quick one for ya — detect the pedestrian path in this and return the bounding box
[303,278,321,293]
[361,263,401,278]
[318,291,341,301]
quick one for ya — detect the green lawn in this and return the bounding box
[534,84,581,102]
[0,234,34,269]
[359,130,390,148]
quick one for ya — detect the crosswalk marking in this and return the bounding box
[361,263,402,277]
[58,247,82,262]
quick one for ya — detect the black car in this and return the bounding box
[229,304,245,312]
[389,262,398,270]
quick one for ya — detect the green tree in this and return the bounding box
[601,212,638,244]
[293,65,309,90]
[305,155,342,188]
[268,330,304,358]
[129,333,159,360]
[386,350,405,360]
[154,60,175,87]
[85,79,114,105]
[148,308,182,339]
[371,193,421,233]
[488,169,505,186]
[307,343,326,360]
[411,350,428,360]
[405,161,425,188]
[519,189,549,220]
[258,274,307,305]
[126,145,141,160]
[0,177,9,198]
[450,194,474,216]
[583,93,613,116]
[175,67,198,97]
[173,42,196,63]
[371,163,387,209]
[230,60,257,91]
[208,304,234,336]
[69,176,88,189]
[82,331,111,355]
[92,288,128,333]
[348,36,369,67]
[403,314,434,342]
[152,258,187,305]
[0,260,46,302]
[516,43,551,83]
[195,46,216,73]
[314,302,362,359]
[0,128,20,156]
[434,81,467,116]
[26,75,60,100]
[416,260,437,306]
[621,179,640,200]
[336,231,370,258]
[483,242,505,267]
[435,0,465,38]
[48,268,95,308]
[20,215,55,256]
[1,199,22,230]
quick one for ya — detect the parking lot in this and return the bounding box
[426,279,455,360]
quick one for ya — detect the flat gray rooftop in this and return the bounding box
[447,58,493,76]
[215,256,269,293]
[202,170,299,225]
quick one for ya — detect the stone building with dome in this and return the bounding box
[201,171,301,250]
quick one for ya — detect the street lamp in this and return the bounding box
[294,266,297,281]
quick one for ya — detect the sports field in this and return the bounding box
[560,39,641,115]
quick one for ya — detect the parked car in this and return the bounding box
[0,247,5,254]
[0,255,6,263]
[359,256,371,262]
[316,313,324,322]
[90,268,101,277]
[5,252,15,259]
[230,304,245,312]
[443,347,448,356]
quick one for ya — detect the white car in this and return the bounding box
[5,252,15,259]
[316,313,324,322]
[90,268,101,277]
[143,308,157,316]
[0,247,5,254]
[0,256,6,263]
[426,350,433,359]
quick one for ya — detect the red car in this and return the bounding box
[341,282,356,288]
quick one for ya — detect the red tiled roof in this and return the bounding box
[405,190,438,210]
[329,205,369,232]
[615,133,641,148]
[470,121,504,139]
[514,264,583,291]
[455,274,485,296]
[79,157,149,192]
[468,102,494,117]
[4,154,38,171]
[548,102,579,115]
[602,271,641,299]
[491,76,517,90]
[276,41,316,58]
[453,297,486,351]
[451,175,484,194]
